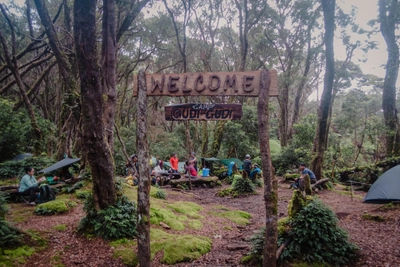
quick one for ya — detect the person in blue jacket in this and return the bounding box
[249,164,261,180]
[19,166,45,205]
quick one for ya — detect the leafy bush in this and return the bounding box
[232,176,255,194]
[62,181,85,194]
[79,195,137,240]
[34,200,70,215]
[154,189,167,199]
[0,193,21,248]
[0,156,55,179]
[279,198,358,265]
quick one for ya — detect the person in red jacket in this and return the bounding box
[169,153,179,173]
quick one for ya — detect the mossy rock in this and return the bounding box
[34,199,76,215]
[288,190,307,217]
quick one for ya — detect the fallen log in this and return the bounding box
[168,176,219,187]
[276,236,293,259]
[312,178,329,188]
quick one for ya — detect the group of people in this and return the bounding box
[242,154,261,180]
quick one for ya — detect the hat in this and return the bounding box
[245,154,250,159]
[131,154,137,159]
[254,164,258,167]
[300,163,306,167]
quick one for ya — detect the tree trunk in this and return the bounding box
[379,0,400,156]
[208,121,226,157]
[311,0,335,180]
[102,0,117,151]
[258,70,277,267]
[136,70,151,266]
[34,0,78,160]
[74,0,116,210]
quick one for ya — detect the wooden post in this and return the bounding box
[258,70,277,267]
[136,69,151,266]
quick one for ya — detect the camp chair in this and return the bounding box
[17,187,31,205]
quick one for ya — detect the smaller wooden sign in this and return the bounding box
[165,103,242,121]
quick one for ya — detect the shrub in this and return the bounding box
[279,198,358,265]
[232,176,255,194]
[34,199,76,215]
[0,157,55,180]
[154,189,167,200]
[79,195,137,240]
[0,193,21,248]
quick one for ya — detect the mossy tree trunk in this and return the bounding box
[258,70,277,267]
[73,0,116,209]
[136,70,151,266]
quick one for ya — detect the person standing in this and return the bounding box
[169,153,179,173]
[19,166,45,205]
[243,154,252,177]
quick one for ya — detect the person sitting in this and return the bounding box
[249,164,261,180]
[19,166,46,205]
[290,163,316,189]
[185,161,198,178]
[189,152,198,171]
[126,154,139,176]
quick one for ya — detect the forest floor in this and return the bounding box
[4,176,400,267]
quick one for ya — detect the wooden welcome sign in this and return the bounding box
[165,103,242,121]
[133,70,278,96]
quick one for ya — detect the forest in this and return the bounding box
[0,0,400,266]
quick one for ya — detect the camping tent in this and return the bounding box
[12,153,33,161]
[38,158,80,174]
[219,158,244,170]
[363,165,400,203]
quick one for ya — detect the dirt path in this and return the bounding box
[8,178,400,267]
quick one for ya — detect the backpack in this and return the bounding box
[38,184,56,204]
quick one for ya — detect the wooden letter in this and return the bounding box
[242,75,255,92]
[194,74,206,92]
[168,76,180,92]
[182,75,192,92]
[208,75,221,91]
[224,74,237,92]
[151,75,165,93]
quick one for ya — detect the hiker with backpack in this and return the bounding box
[19,166,46,205]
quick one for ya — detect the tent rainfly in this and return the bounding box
[363,165,400,203]
[38,158,80,174]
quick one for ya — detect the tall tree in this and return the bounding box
[378,0,400,156]
[311,0,335,180]
[74,0,116,209]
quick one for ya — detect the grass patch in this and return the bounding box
[333,189,363,199]
[109,238,138,266]
[167,201,204,219]
[53,224,67,231]
[208,207,251,225]
[0,246,34,267]
[150,228,212,264]
[150,207,186,230]
[6,204,35,223]
[362,213,385,222]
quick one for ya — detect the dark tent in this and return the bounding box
[12,153,33,161]
[363,165,400,203]
[38,158,80,174]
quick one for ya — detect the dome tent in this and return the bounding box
[363,165,400,203]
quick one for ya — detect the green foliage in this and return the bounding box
[34,199,76,215]
[362,213,385,222]
[150,228,212,264]
[252,178,263,187]
[0,156,56,179]
[154,189,167,199]
[0,193,22,248]
[244,227,265,264]
[78,195,137,240]
[279,198,358,265]
[232,176,256,194]
[62,181,85,194]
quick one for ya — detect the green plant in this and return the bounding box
[279,198,358,265]
[232,177,255,194]
[0,193,22,248]
[154,189,167,199]
[252,178,263,187]
[34,200,70,215]
[78,195,137,240]
[63,181,85,194]
[0,157,56,180]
